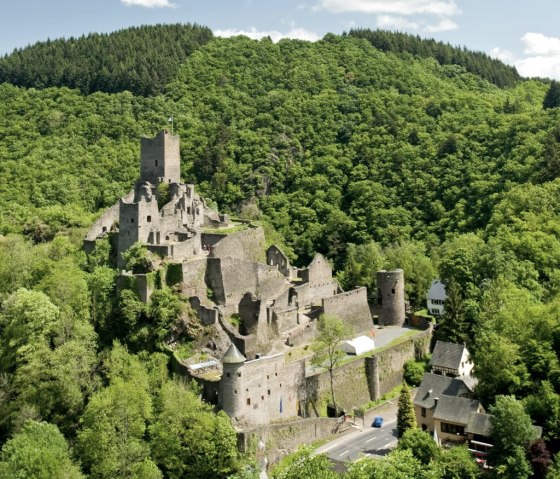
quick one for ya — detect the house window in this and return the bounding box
[247,398,251,406]
[261,396,264,401]
[237,372,241,377]
[131,218,135,223]
[268,389,271,396]
[102,226,107,233]
[421,407,426,417]
[441,422,465,435]
[391,288,395,294]
[226,373,230,378]
[147,215,151,223]
[155,160,159,166]
[422,424,427,431]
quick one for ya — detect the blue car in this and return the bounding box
[372,416,384,428]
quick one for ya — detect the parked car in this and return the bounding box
[372,416,384,427]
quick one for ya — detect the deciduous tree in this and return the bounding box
[311,314,352,415]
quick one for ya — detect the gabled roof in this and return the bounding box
[434,395,481,425]
[461,374,478,392]
[466,412,492,437]
[222,343,246,364]
[308,253,328,268]
[427,280,447,301]
[414,373,471,409]
[430,341,468,371]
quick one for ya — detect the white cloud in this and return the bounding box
[315,0,461,16]
[377,15,420,30]
[515,55,560,80]
[121,0,176,7]
[490,33,560,80]
[521,32,560,56]
[489,47,516,65]
[424,17,457,33]
[215,27,320,43]
[374,14,456,33]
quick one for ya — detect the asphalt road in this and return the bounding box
[315,401,399,463]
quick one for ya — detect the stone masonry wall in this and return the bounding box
[222,353,305,428]
[213,257,288,314]
[322,287,373,334]
[238,417,340,464]
[210,227,266,263]
[181,258,209,299]
[304,356,371,417]
[367,328,432,400]
[140,130,180,184]
[304,328,432,414]
[85,202,121,243]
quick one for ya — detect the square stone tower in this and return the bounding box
[140,129,180,185]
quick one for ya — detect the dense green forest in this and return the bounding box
[0,24,212,95]
[348,28,521,87]
[1,24,560,478]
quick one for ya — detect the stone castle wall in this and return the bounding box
[209,227,266,263]
[84,202,121,245]
[140,130,180,184]
[377,269,406,326]
[322,287,373,334]
[304,328,432,415]
[181,258,209,298]
[212,257,288,314]
[221,353,305,428]
[238,417,340,465]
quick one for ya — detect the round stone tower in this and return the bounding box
[377,269,405,326]
[220,343,246,420]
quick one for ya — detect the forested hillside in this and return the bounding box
[2,27,560,478]
[348,28,521,87]
[0,24,212,95]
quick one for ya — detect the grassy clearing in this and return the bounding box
[202,223,248,235]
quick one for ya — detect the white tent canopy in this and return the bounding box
[341,335,375,355]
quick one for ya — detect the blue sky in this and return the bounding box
[1,0,559,79]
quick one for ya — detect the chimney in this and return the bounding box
[434,397,440,407]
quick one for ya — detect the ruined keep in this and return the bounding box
[85,131,416,431]
[377,269,406,326]
[84,130,231,268]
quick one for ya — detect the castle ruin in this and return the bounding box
[85,131,411,429]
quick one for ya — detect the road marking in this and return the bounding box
[318,435,351,454]
[365,437,377,443]
[320,444,338,453]
[338,449,350,457]
[382,442,393,449]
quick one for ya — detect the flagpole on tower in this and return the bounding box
[168,115,174,135]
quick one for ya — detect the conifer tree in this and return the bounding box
[397,382,416,438]
[544,81,560,110]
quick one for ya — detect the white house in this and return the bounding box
[427,280,447,316]
[430,341,475,379]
